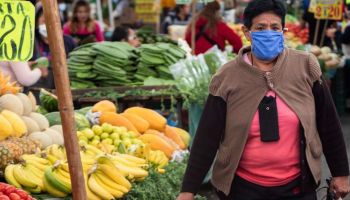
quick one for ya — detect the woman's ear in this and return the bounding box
[242,25,251,42]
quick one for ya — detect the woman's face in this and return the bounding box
[38,14,45,26]
[243,12,283,42]
[127,29,140,48]
[76,6,89,23]
[181,5,191,15]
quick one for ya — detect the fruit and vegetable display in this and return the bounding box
[137,28,177,45]
[68,41,186,89]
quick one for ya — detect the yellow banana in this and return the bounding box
[111,155,148,168]
[4,165,22,188]
[93,172,124,198]
[25,159,49,172]
[84,174,102,200]
[158,156,169,168]
[43,175,67,198]
[85,144,104,155]
[95,171,129,193]
[23,165,44,191]
[88,174,114,200]
[114,162,149,178]
[13,165,37,188]
[48,144,66,160]
[24,186,42,194]
[46,154,59,165]
[117,153,147,164]
[22,154,50,165]
[56,167,71,180]
[98,164,132,189]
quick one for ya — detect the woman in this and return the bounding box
[162,4,191,34]
[33,6,76,89]
[63,0,104,45]
[185,1,242,55]
[0,61,42,87]
[177,0,350,200]
[110,26,140,47]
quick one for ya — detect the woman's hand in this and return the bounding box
[176,192,194,200]
[331,176,350,199]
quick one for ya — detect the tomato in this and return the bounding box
[0,195,10,200]
[0,184,6,191]
[8,193,20,200]
[3,186,15,195]
[14,190,28,199]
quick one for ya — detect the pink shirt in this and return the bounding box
[235,54,301,187]
[63,21,104,42]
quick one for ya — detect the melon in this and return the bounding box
[28,131,52,149]
[27,92,37,112]
[50,125,63,136]
[16,93,33,116]
[29,112,49,131]
[0,94,24,116]
[43,128,64,145]
[21,116,41,134]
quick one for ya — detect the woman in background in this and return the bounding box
[185,1,242,55]
[0,61,42,87]
[63,0,104,45]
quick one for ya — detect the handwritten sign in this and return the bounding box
[314,0,343,20]
[0,1,35,62]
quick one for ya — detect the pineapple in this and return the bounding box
[0,144,15,170]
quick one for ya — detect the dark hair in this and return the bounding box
[174,5,186,14]
[243,0,287,29]
[111,26,129,42]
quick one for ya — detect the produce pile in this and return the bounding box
[0,79,197,199]
[135,43,186,82]
[68,42,186,89]
[137,28,177,45]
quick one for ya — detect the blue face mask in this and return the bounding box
[250,30,284,61]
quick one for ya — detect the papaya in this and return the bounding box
[99,112,140,135]
[121,113,150,133]
[0,114,14,141]
[144,129,179,150]
[1,110,27,137]
[92,100,117,113]
[138,133,175,158]
[124,107,166,131]
[164,125,186,149]
[172,127,191,148]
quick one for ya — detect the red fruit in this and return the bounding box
[4,186,15,195]
[0,195,10,200]
[14,190,28,199]
[8,193,20,200]
[0,184,5,191]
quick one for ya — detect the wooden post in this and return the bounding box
[191,0,197,54]
[313,19,321,45]
[320,19,328,47]
[42,1,87,200]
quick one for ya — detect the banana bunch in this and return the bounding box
[147,150,169,169]
[4,154,51,194]
[87,156,132,199]
[81,143,104,157]
[44,144,66,164]
[43,165,72,197]
[98,154,149,180]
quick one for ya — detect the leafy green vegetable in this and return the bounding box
[123,159,206,200]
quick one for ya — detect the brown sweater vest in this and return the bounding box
[209,47,322,195]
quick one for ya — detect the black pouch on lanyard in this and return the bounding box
[258,95,279,142]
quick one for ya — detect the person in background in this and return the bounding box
[185,1,242,55]
[32,6,76,89]
[177,0,350,200]
[162,4,191,34]
[110,26,141,47]
[341,10,350,57]
[0,62,42,87]
[63,0,105,45]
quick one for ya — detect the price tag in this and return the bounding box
[0,1,35,62]
[314,0,343,20]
